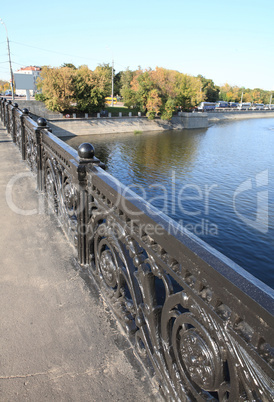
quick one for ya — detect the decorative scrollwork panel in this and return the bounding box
[44,154,78,247]
[14,115,22,150]
[87,175,274,402]
[25,125,37,172]
[4,106,9,129]
[89,213,142,335]
[9,108,14,135]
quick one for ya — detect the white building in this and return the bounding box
[14,66,41,99]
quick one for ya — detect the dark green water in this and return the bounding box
[63,118,274,289]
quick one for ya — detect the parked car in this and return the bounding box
[4,90,12,96]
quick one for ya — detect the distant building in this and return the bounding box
[14,66,41,98]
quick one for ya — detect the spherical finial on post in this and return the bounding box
[13,103,18,108]
[22,108,29,115]
[78,143,95,159]
[37,117,47,127]
[7,100,12,104]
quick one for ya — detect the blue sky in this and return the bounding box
[0,0,273,90]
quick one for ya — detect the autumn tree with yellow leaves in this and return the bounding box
[37,64,108,113]
[121,67,205,120]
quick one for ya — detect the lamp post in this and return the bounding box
[111,58,114,107]
[0,18,14,101]
[106,46,114,107]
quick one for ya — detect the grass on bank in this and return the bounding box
[61,106,143,118]
[105,106,142,117]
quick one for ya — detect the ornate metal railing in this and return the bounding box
[1,97,273,401]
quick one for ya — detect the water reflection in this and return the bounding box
[63,119,274,288]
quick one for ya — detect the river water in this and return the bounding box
[63,118,274,289]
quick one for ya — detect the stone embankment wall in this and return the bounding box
[47,113,209,137]
[47,117,171,137]
[14,101,274,137]
[15,100,63,119]
[207,110,274,123]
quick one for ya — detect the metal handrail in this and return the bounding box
[1,97,273,401]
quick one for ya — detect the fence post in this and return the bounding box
[5,100,11,131]
[2,98,5,125]
[20,108,29,160]
[12,103,18,143]
[0,97,3,121]
[35,117,48,191]
[8,100,13,133]
[77,143,103,265]
[3,98,7,127]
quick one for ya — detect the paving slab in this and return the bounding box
[0,121,161,401]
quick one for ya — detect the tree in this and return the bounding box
[37,66,75,112]
[0,80,9,94]
[131,69,155,113]
[93,63,113,96]
[161,97,176,120]
[175,74,204,110]
[146,89,162,119]
[120,68,136,107]
[120,67,205,119]
[73,65,106,112]
[197,75,219,102]
[37,64,108,113]
[61,63,77,70]
[114,71,122,96]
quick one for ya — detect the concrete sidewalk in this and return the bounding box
[0,121,160,401]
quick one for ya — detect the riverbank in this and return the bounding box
[13,100,274,135]
[47,113,208,137]
[49,111,274,137]
[207,110,274,124]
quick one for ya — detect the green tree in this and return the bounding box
[161,97,176,120]
[37,66,75,112]
[93,63,113,96]
[197,75,219,102]
[175,74,204,110]
[120,68,136,107]
[114,71,122,96]
[61,63,77,70]
[73,65,106,112]
[131,69,155,113]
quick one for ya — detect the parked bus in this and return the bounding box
[264,104,274,110]
[228,102,238,108]
[197,102,216,111]
[251,104,264,110]
[215,101,229,108]
[237,103,251,110]
[105,97,117,105]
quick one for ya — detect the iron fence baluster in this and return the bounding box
[11,102,18,143]
[20,108,29,160]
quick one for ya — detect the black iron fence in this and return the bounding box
[1,97,273,401]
